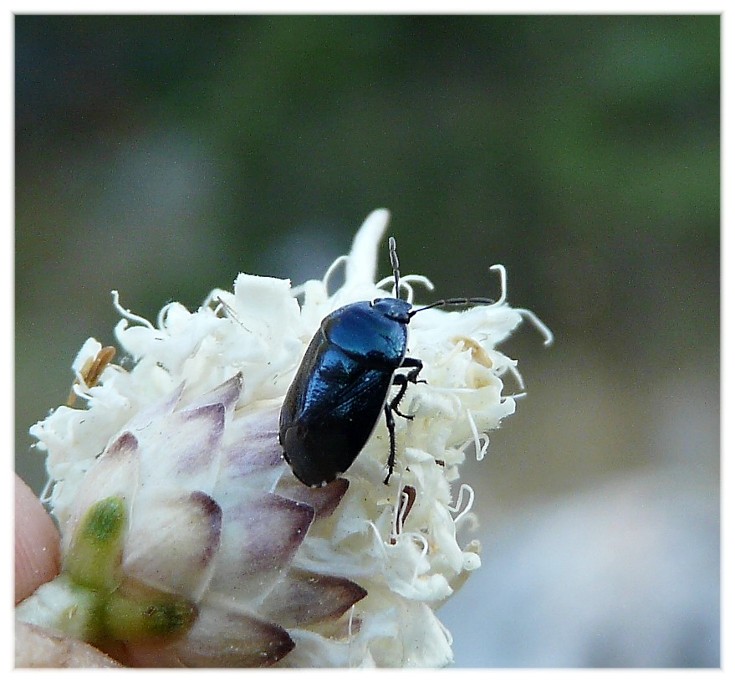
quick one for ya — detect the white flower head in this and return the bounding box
[18,209,552,667]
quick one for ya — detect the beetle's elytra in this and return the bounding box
[278,237,494,488]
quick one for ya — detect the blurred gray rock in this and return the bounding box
[441,468,719,667]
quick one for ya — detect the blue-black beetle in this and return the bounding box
[279,237,496,487]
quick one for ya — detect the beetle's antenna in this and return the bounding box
[388,236,401,299]
[409,296,495,317]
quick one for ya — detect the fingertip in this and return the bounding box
[15,475,61,604]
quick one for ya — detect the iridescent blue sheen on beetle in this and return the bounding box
[279,237,494,487]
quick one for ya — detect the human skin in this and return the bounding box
[15,474,120,667]
[15,475,60,604]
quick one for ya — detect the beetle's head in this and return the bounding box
[371,297,412,323]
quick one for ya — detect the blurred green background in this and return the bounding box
[15,15,719,667]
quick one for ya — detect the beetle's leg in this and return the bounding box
[384,357,425,484]
[383,403,396,485]
[400,356,425,384]
[390,357,424,419]
[383,379,411,484]
[390,374,414,420]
